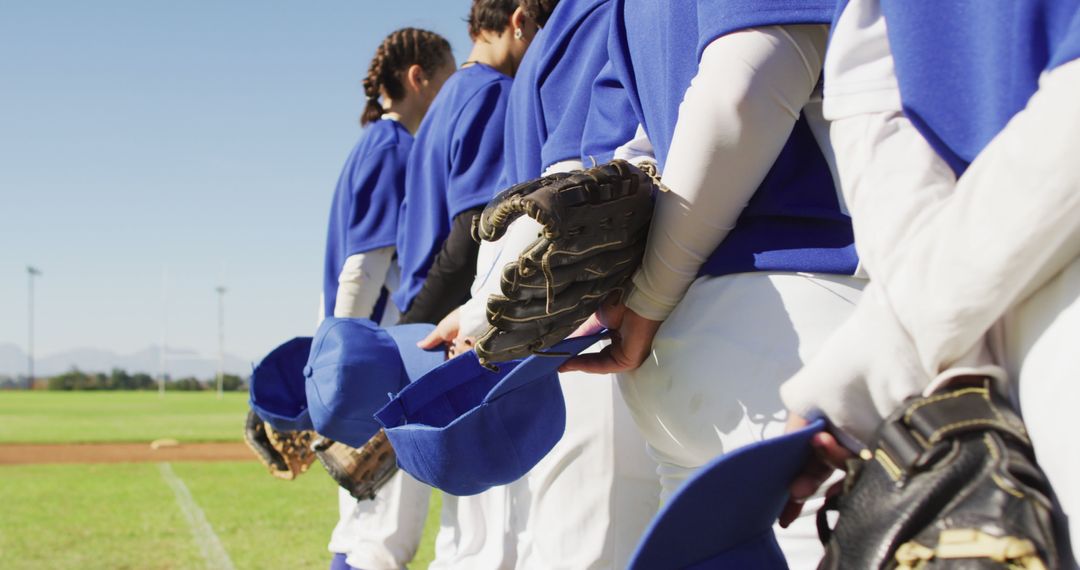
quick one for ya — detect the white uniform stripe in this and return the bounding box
[158,462,236,570]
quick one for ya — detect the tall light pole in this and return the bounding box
[159,267,169,398]
[215,286,226,399]
[27,266,42,388]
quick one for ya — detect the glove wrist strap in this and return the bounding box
[874,381,1029,480]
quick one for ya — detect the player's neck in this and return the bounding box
[464,34,517,77]
[382,100,421,135]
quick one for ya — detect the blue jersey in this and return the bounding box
[501,0,628,185]
[585,0,856,278]
[393,64,512,313]
[864,0,1080,175]
[322,118,411,318]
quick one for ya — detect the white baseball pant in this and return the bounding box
[618,271,865,569]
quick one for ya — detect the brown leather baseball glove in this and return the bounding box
[243,408,316,481]
[313,430,399,501]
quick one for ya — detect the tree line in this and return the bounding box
[23,368,248,391]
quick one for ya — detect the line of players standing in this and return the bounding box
[318,0,1080,568]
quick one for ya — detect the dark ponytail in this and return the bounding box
[361,28,453,126]
[519,0,560,28]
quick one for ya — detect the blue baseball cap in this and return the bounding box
[249,336,314,432]
[305,318,445,448]
[375,333,607,496]
[629,420,827,570]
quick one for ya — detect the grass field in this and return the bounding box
[0,391,442,569]
[0,391,249,444]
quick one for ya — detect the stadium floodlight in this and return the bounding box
[26,266,42,387]
[159,266,169,398]
[215,286,226,399]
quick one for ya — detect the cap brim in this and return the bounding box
[629,419,826,570]
[484,332,607,402]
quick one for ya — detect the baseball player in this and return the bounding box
[561,0,866,565]
[392,1,537,328]
[418,1,661,567]
[778,0,1080,564]
[319,28,455,570]
[391,2,541,567]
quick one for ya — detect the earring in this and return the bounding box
[514,27,523,40]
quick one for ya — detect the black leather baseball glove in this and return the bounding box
[817,380,1060,569]
[472,159,656,366]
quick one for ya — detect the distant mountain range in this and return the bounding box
[0,342,253,380]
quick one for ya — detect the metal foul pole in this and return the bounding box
[26,266,41,388]
[215,286,226,399]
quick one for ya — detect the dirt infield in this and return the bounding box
[0,442,255,465]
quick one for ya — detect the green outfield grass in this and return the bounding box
[0,391,248,443]
[0,391,444,569]
[411,491,442,569]
[0,461,443,569]
[1,462,214,569]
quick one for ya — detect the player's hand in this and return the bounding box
[778,412,854,528]
[569,293,626,338]
[560,302,661,373]
[418,308,461,357]
[448,335,475,358]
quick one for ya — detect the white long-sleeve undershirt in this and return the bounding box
[884,60,1080,377]
[612,125,657,169]
[782,59,1080,443]
[332,246,396,319]
[624,25,830,321]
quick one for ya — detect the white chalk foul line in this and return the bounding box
[158,462,236,570]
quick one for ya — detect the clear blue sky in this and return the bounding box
[0,1,474,363]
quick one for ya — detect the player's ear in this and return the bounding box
[509,5,527,29]
[510,6,527,32]
[405,64,427,93]
[509,6,536,43]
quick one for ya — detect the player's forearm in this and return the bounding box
[460,235,499,340]
[878,59,1080,377]
[400,208,483,325]
[542,159,583,176]
[460,173,569,339]
[626,25,828,321]
[781,60,1080,443]
[333,246,395,319]
[459,218,545,338]
[612,124,656,168]
[828,111,957,283]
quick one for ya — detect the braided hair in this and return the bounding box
[361,28,453,126]
[519,0,559,28]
